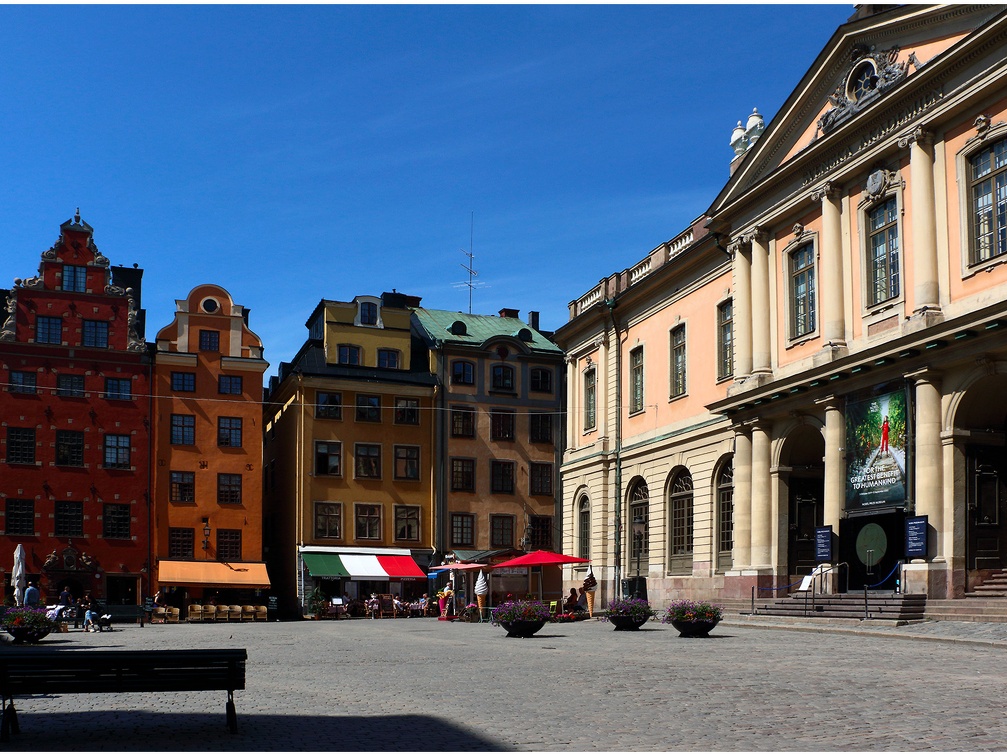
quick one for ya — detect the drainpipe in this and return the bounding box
[296,372,305,615]
[603,297,624,599]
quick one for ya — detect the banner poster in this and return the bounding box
[845,388,908,510]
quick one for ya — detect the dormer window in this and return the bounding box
[450,320,467,336]
[517,328,533,342]
[360,302,378,326]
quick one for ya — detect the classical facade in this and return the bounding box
[151,284,270,611]
[0,213,151,606]
[559,4,1007,604]
[264,293,435,615]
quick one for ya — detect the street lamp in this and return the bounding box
[202,518,211,551]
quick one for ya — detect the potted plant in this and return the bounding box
[604,597,655,631]
[2,606,59,644]
[662,599,723,637]
[306,587,328,620]
[491,600,552,637]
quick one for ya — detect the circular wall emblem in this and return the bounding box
[855,522,888,566]
[201,298,219,314]
[866,170,886,197]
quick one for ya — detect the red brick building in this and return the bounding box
[0,213,151,606]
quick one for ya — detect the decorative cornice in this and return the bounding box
[811,181,841,202]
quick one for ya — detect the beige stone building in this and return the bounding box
[558,5,1007,605]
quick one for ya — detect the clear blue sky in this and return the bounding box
[0,4,853,379]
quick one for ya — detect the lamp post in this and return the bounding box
[202,519,211,552]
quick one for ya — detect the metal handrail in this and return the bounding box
[750,579,804,615]
[863,560,904,620]
[805,562,848,616]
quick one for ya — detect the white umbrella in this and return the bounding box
[12,544,26,607]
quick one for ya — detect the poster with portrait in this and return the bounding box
[845,388,908,510]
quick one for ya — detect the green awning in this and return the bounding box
[302,553,349,578]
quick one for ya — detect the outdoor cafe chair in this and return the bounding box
[187,605,203,622]
[201,605,217,622]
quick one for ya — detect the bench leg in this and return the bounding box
[226,692,237,734]
[1,700,19,741]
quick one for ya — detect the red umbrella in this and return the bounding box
[490,550,590,569]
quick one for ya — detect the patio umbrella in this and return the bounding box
[12,544,26,607]
[489,550,590,601]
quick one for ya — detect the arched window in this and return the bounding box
[628,480,649,575]
[716,461,734,571]
[578,496,590,560]
[491,364,514,391]
[669,470,693,575]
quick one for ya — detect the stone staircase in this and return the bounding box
[965,569,1007,598]
[743,591,927,622]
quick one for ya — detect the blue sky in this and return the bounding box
[0,4,852,379]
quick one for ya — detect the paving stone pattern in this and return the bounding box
[7,617,1007,751]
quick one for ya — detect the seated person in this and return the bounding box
[365,594,380,618]
[393,595,408,614]
[563,588,579,612]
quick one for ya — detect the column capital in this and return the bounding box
[898,125,933,149]
[904,366,942,385]
[811,181,841,202]
[814,394,843,411]
[742,226,768,246]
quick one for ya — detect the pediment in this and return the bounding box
[711,4,1004,217]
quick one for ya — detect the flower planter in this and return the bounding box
[670,618,718,637]
[499,619,546,638]
[608,614,649,631]
[5,626,52,644]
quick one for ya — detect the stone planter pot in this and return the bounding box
[608,614,649,631]
[499,619,546,638]
[5,626,52,644]
[669,618,719,637]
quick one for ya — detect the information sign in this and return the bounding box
[815,526,833,563]
[905,515,928,559]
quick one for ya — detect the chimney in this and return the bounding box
[498,308,519,319]
[528,311,540,331]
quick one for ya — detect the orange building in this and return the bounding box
[151,284,270,611]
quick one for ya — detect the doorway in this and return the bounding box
[967,445,1007,572]
[106,575,138,606]
[788,478,824,577]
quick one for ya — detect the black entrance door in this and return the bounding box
[967,446,1007,572]
[788,478,823,577]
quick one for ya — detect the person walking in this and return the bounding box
[24,581,40,607]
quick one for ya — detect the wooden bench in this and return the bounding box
[0,647,247,741]
[96,604,147,630]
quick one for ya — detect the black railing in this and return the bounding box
[862,560,904,620]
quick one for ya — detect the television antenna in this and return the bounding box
[453,212,487,314]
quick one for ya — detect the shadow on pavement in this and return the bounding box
[7,711,508,751]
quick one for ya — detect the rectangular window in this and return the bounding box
[218,375,243,395]
[57,374,85,397]
[103,434,131,469]
[377,349,399,369]
[82,320,109,349]
[491,365,514,391]
[717,300,734,381]
[451,361,474,385]
[4,499,34,536]
[217,417,242,447]
[168,528,195,559]
[55,430,85,467]
[970,136,1007,264]
[394,398,419,425]
[355,443,381,479]
[630,347,644,413]
[63,264,87,293]
[394,505,420,541]
[530,368,553,393]
[102,503,131,539]
[314,441,342,476]
[530,462,553,496]
[338,344,361,365]
[217,473,242,504]
[451,406,475,437]
[216,529,242,561]
[55,501,83,538]
[354,503,381,540]
[36,316,62,345]
[105,378,132,400]
[199,330,220,352]
[10,371,36,394]
[394,446,420,480]
[670,325,686,398]
[490,410,516,441]
[867,197,900,306]
[490,460,515,494]
[169,471,195,502]
[530,515,553,550]
[584,369,596,430]
[529,413,553,444]
[359,302,378,325]
[315,391,342,419]
[171,372,195,392]
[6,427,36,465]
[451,458,475,492]
[790,243,817,338]
[355,394,380,422]
[450,513,475,548]
[490,514,514,548]
[170,414,195,445]
[314,502,342,539]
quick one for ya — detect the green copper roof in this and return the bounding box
[412,308,562,353]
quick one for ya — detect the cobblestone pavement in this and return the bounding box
[6,616,1007,751]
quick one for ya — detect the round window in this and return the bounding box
[202,298,219,313]
[847,61,878,102]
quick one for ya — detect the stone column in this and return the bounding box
[911,369,944,559]
[750,422,773,569]
[748,229,771,375]
[813,182,846,347]
[901,127,940,313]
[732,427,753,570]
[731,240,753,379]
[819,397,845,533]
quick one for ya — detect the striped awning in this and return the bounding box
[301,551,426,580]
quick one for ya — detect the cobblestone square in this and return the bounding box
[5,618,1007,751]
